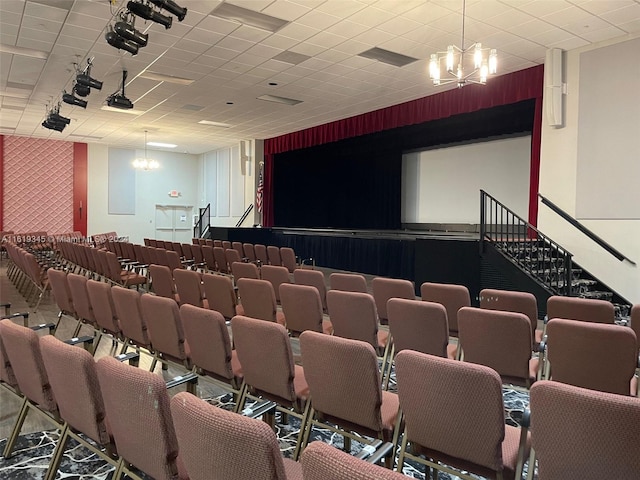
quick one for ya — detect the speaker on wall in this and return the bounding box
[545,48,564,128]
[240,140,250,175]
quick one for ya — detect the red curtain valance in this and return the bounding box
[263,65,544,227]
[264,65,543,155]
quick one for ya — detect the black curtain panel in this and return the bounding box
[273,99,535,230]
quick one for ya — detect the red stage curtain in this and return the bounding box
[263,65,544,227]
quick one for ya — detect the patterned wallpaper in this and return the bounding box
[3,136,73,234]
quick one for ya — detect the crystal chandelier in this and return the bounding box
[133,130,159,170]
[428,0,497,88]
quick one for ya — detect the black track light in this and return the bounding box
[74,83,91,97]
[148,0,187,21]
[48,112,71,125]
[105,30,139,55]
[63,91,88,108]
[127,1,172,29]
[114,20,148,46]
[42,119,66,132]
[106,70,134,109]
[76,73,103,91]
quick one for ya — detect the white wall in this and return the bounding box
[402,135,531,224]
[203,144,254,228]
[88,144,201,244]
[539,33,640,303]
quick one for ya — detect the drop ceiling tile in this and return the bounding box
[183,27,225,45]
[261,0,313,21]
[0,10,22,27]
[276,22,320,41]
[579,25,627,42]
[314,48,351,62]
[548,36,590,50]
[64,11,107,30]
[514,0,574,18]
[215,35,256,52]
[23,1,69,22]
[575,0,636,16]
[174,38,213,55]
[288,42,326,56]
[306,30,347,48]
[259,33,300,49]
[373,0,426,15]
[600,3,640,24]
[617,18,640,33]
[347,7,392,27]
[19,26,59,44]
[228,24,273,42]
[316,0,367,17]
[15,36,52,53]
[197,14,242,35]
[296,9,341,30]
[1,1,26,16]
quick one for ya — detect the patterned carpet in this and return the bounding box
[0,387,533,480]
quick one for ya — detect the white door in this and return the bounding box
[155,205,193,243]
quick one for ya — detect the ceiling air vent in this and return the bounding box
[211,3,289,32]
[357,47,418,67]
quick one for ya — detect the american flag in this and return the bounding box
[256,167,264,213]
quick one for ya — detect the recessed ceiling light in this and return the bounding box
[257,94,302,106]
[211,3,289,32]
[0,44,48,59]
[198,120,232,128]
[139,71,194,85]
[147,141,177,148]
[101,106,146,115]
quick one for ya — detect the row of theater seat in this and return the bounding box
[142,261,640,395]
[1,313,639,479]
[11,230,639,400]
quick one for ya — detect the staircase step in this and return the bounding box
[580,290,614,301]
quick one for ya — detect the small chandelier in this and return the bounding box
[133,130,159,170]
[428,0,497,88]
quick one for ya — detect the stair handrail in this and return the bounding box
[193,203,211,238]
[236,204,254,228]
[481,190,574,295]
[538,193,636,266]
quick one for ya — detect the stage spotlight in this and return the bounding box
[105,30,139,55]
[105,70,134,109]
[63,91,87,108]
[106,94,134,109]
[76,73,103,91]
[148,0,187,21]
[114,20,148,46]
[42,119,66,132]
[49,112,71,125]
[73,83,90,97]
[127,1,172,29]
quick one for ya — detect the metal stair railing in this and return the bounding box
[193,204,210,239]
[480,190,573,296]
[236,204,254,228]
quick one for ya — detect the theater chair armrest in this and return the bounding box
[65,335,95,350]
[240,400,277,419]
[356,440,395,465]
[2,312,30,327]
[115,352,141,366]
[166,372,198,390]
[31,322,56,334]
[0,302,11,315]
